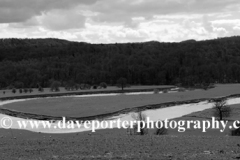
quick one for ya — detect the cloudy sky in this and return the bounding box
[0,0,240,43]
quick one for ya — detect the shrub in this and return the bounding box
[38,86,44,92]
[130,112,148,135]
[92,85,98,89]
[65,80,76,91]
[100,82,107,89]
[203,85,209,90]
[23,88,28,93]
[85,84,91,89]
[231,123,240,136]
[155,121,168,135]
[178,88,186,92]
[3,91,5,94]
[65,86,70,91]
[80,84,85,90]
[79,84,84,90]
[175,83,182,87]
[162,89,168,93]
[209,83,215,89]
[201,83,215,90]
[19,88,23,93]
[29,88,33,93]
[80,84,84,89]
[75,84,80,90]
[80,83,91,90]
[153,89,159,94]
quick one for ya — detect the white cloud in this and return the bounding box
[0,0,96,23]
[1,0,240,43]
[40,9,86,30]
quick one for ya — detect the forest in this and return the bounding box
[0,36,240,89]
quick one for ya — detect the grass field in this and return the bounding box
[2,84,240,117]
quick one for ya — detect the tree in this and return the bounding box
[2,37,240,88]
[23,88,28,93]
[12,88,16,94]
[213,99,231,120]
[117,78,128,91]
[50,81,61,92]
[92,85,98,89]
[131,111,148,135]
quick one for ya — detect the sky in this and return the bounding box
[0,0,240,43]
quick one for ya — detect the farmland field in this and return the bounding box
[1,84,240,117]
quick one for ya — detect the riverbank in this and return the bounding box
[1,92,240,122]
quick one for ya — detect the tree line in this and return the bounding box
[1,36,240,89]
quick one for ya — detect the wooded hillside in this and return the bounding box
[1,37,240,88]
